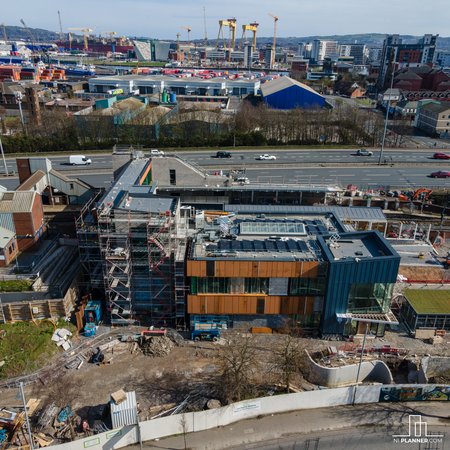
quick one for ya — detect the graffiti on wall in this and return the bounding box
[380,386,450,402]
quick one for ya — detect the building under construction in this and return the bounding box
[76,155,188,326]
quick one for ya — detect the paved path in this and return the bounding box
[128,402,449,450]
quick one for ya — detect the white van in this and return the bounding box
[150,149,165,157]
[69,155,92,165]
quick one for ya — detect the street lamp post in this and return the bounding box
[378,63,396,165]
[0,130,9,175]
[352,321,369,405]
[19,382,35,450]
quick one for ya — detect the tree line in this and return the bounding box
[1,101,386,153]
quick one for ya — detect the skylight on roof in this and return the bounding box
[239,221,307,236]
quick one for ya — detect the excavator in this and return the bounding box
[412,188,432,201]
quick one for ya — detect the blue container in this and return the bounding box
[169,92,177,103]
[84,323,97,337]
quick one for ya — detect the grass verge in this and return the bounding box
[0,280,34,292]
[0,320,77,379]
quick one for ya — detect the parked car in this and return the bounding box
[235,176,250,184]
[150,149,165,156]
[216,151,232,158]
[433,152,450,160]
[256,154,277,160]
[69,155,92,165]
[430,171,450,178]
[355,149,373,156]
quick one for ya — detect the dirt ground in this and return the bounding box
[0,326,448,439]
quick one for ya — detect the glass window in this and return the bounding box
[244,278,268,294]
[348,283,394,313]
[290,278,326,296]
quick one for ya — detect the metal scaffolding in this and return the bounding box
[99,209,134,325]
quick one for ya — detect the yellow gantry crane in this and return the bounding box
[268,13,278,68]
[68,27,93,51]
[217,18,237,61]
[241,22,259,51]
[102,31,117,40]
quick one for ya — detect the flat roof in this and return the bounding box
[191,214,336,261]
[328,238,375,260]
[90,74,259,86]
[393,243,443,267]
[225,205,386,221]
[404,290,450,315]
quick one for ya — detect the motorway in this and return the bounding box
[0,149,449,190]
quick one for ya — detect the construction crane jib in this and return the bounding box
[268,13,278,68]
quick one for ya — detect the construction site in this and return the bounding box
[76,158,189,326]
[0,150,448,448]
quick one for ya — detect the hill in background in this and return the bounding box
[2,25,450,50]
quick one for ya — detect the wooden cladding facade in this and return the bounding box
[187,260,321,279]
[187,294,317,315]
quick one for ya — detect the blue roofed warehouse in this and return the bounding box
[260,76,329,110]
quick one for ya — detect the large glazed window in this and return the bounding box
[289,278,326,296]
[347,282,393,313]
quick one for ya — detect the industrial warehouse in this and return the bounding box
[75,150,401,336]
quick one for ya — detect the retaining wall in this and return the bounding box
[305,350,394,387]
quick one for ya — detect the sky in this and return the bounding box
[4,0,450,39]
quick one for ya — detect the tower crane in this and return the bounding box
[241,22,258,51]
[57,10,64,41]
[68,27,93,51]
[1,24,7,43]
[181,26,192,62]
[268,13,278,68]
[203,6,208,46]
[20,19,37,50]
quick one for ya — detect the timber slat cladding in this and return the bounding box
[187,295,316,315]
[187,260,321,278]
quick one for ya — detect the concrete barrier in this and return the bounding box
[305,350,394,387]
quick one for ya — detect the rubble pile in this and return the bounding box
[139,336,174,357]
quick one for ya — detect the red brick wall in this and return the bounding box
[13,195,45,251]
[16,159,32,184]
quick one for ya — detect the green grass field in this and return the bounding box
[0,321,77,379]
[0,280,34,292]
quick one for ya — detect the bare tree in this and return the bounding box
[270,335,307,393]
[218,335,258,403]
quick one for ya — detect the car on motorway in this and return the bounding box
[430,170,450,178]
[216,151,232,158]
[150,149,165,157]
[433,152,450,160]
[355,149,373,156]
[69,155,92,165]
[256,154,277,160]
